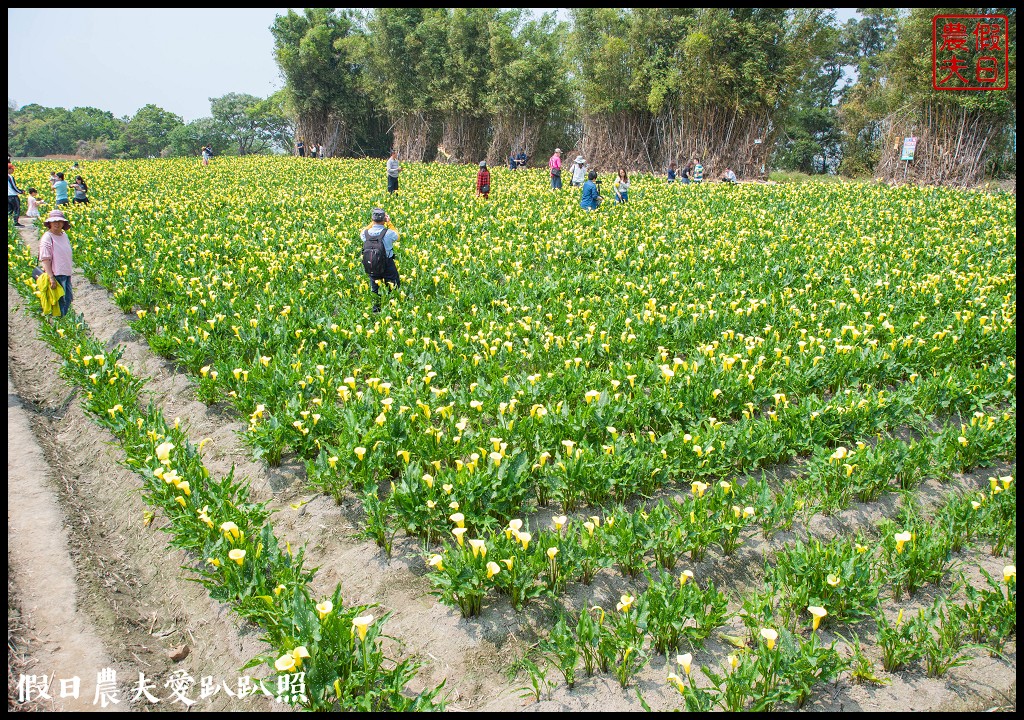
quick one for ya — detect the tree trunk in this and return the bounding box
[438,113,490,164]
[653,104,776,179]
[875,103,1000,188]
[391,112,436,162]
[487,110,544,167]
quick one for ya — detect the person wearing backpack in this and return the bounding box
[361,207,401,313]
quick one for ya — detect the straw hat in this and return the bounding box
[43,209,70,228]
[575,155,585,164]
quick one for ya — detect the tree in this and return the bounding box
[271,8,376,157]
[485,11,573,162]
[775,11,844,174]
[117,104,183,158]
[210,92,291,155]
[365,8,450,160]
[166,117,230,158]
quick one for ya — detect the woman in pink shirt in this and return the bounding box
[549,148,562,190]
[39,209,74,316]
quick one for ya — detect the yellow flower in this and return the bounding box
[547,547,558,560]
[397,449,410,463]
[452,527,467,546]
[760,628,778,650]
[275,653,297,672]
[958,436,968,447]
[220,521,242,541]
[719,481,732,495]
[678,653,692,675]
[616,594,634,612]
[354,446,366,461]
[1004,565,1016,583]
[489,451,503,466]
[442,483,454,494]
[855,543,868,553]
[691,481,708,498]
[666,670,684,692]
[352,614,374,641]
[894,531,912,554]
[552,515,567,531]
[584,389,600,403]
[228,548,246,565]
[679,569,694,586]
[316,600,334,619]
[518,531,532,550]
[206,557,220,568]
[561,439,576,453]
[422,473,434,488]
[450,512,465,528]
[291,646,310,667]
[808,606,827,631]
[501,557,514,570]
[468,538,487,558]
[427,554,444,571]
[583,520,595,535]
[486,561,501,579]
[728,654,739,671]
[827,573,841,587]
[155,441,175,464]
[328,456,338,469]
[829,446,849,462]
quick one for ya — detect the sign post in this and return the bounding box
[900,136,917,179]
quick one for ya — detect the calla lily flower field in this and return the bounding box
[8,157,1015,711]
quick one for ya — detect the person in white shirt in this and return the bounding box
[386,150,401,194]
[570,155,587,187]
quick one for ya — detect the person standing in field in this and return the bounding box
[25,188,45,220]
[613,168,630,204]
[297,139,306,157]
[679,160,692,184]
[8,168,26,227]
[549,148,562,190]
[667,161,677,183]
[509,150,517,171]
[201,145,211,166]
[386,150,401,194]
[476,160,491,198]
[570,155,588,187]
[71,176,89,205]
[360,207,401,313]
[580,170,602,210]
[692,158,704,184]
[53,173,70,206]
[39,209,74,317]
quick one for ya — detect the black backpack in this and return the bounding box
[362,225,388,277]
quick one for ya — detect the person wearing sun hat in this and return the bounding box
[39,209,75,316]
[570,154,588,187]
[548,148,562,190]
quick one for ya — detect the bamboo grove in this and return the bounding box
[269,8,1015,182]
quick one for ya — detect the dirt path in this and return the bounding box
[8,370,120,712]
[7,284,272,712]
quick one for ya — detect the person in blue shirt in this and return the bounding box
[361,207,401,313]
[515,149,527,169]
[667,161,677,183]
[509,151,517,170]
[580,170,602,210]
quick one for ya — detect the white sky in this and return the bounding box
[8,8,860,124]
